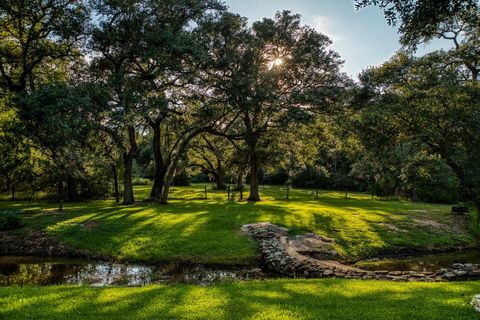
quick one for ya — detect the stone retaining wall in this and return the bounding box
[242,222,480,282]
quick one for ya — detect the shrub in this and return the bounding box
[173,172,191,186]
[0,210,23,231]
[190,172,209,183]
[264,169,289,185]
[132,178,150,185]
[402,156,459,203]
[291,166,332,189]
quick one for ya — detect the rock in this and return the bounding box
[469,269,480,276]
[323,269,334,276]
[374,270,389,275]
[471,294,480,312]
[241,222,480,283]
[454,270,467,277]
[443,272,457,280]
[411,273,425,278]
[241,222,288,239]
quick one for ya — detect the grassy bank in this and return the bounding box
[1,279,479,320]
[0,184,475,263]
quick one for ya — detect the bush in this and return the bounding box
[0,210,23,231]
[402,156,459,203]
[80,171,112,200]
[291,166,332,189]
[190,172,209,183]
[264,169,289,185]
[173,172,191,186]
[132,178,150,185]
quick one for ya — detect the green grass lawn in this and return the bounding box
[1,279,479,319]
[0,184,476,263]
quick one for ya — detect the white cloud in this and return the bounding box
[309,15,345,43]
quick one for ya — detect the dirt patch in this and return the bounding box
[412,218,445,229]
[378,223,408,233]
[0,231,70,256]
[410,215,470,235]
[82,221,100,231]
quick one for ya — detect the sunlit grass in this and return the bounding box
[0,184,475,263]
[1,279,479,319]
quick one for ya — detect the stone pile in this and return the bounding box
[471,294,480,312]
[241,222,480,282]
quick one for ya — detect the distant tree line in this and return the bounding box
[0,0,479,206]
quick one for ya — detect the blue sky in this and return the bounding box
[224,0,449,77]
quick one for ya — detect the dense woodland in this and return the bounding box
[1,0,480,207]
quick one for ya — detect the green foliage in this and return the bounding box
[354,0,478,45]
[173,172,191,186]
[0,210,22,231]
[401,154,460,203]
[291,166,330,189]
[199,10,348,200]
[264,169,289,185]
[352,52,480,201]
[131,178,150,186]
[0,0,88,92]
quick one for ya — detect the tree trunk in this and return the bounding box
[58,180,65,212]
[159,128,205,204]
[159,173,173,205]
[216,161,225,189]
[446,158,466,198]
[122,125,137,205]
[248,147,260,201]
[111,164,120,203]
[11,182,15,201]
[236,168,244,190]
[150,121,166,201]
[66,176,78,202]
[123,152,135,205]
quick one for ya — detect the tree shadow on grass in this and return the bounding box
[0,186,468,263]
[1,280,479,320]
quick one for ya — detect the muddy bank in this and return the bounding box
[0,231,109,261]
[0,230,261,268]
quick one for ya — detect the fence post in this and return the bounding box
[286,186,290,200]
[227,185,230,200]
[315,190,318,199]
[204,186,207,199]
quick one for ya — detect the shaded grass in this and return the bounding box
[0,184,475,263]
[0,279,479,319]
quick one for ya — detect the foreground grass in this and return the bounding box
[1,279,479,320]
[0,184,475,263]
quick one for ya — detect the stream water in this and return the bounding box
[353,250,480,272]
[0,256,264,287]
[2,250,480,286]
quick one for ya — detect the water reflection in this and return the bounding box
[0,256,264,287]
[354,250,480,272]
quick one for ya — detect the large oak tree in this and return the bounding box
[200,11,346,201]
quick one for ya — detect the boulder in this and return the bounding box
[471,294,480,312]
